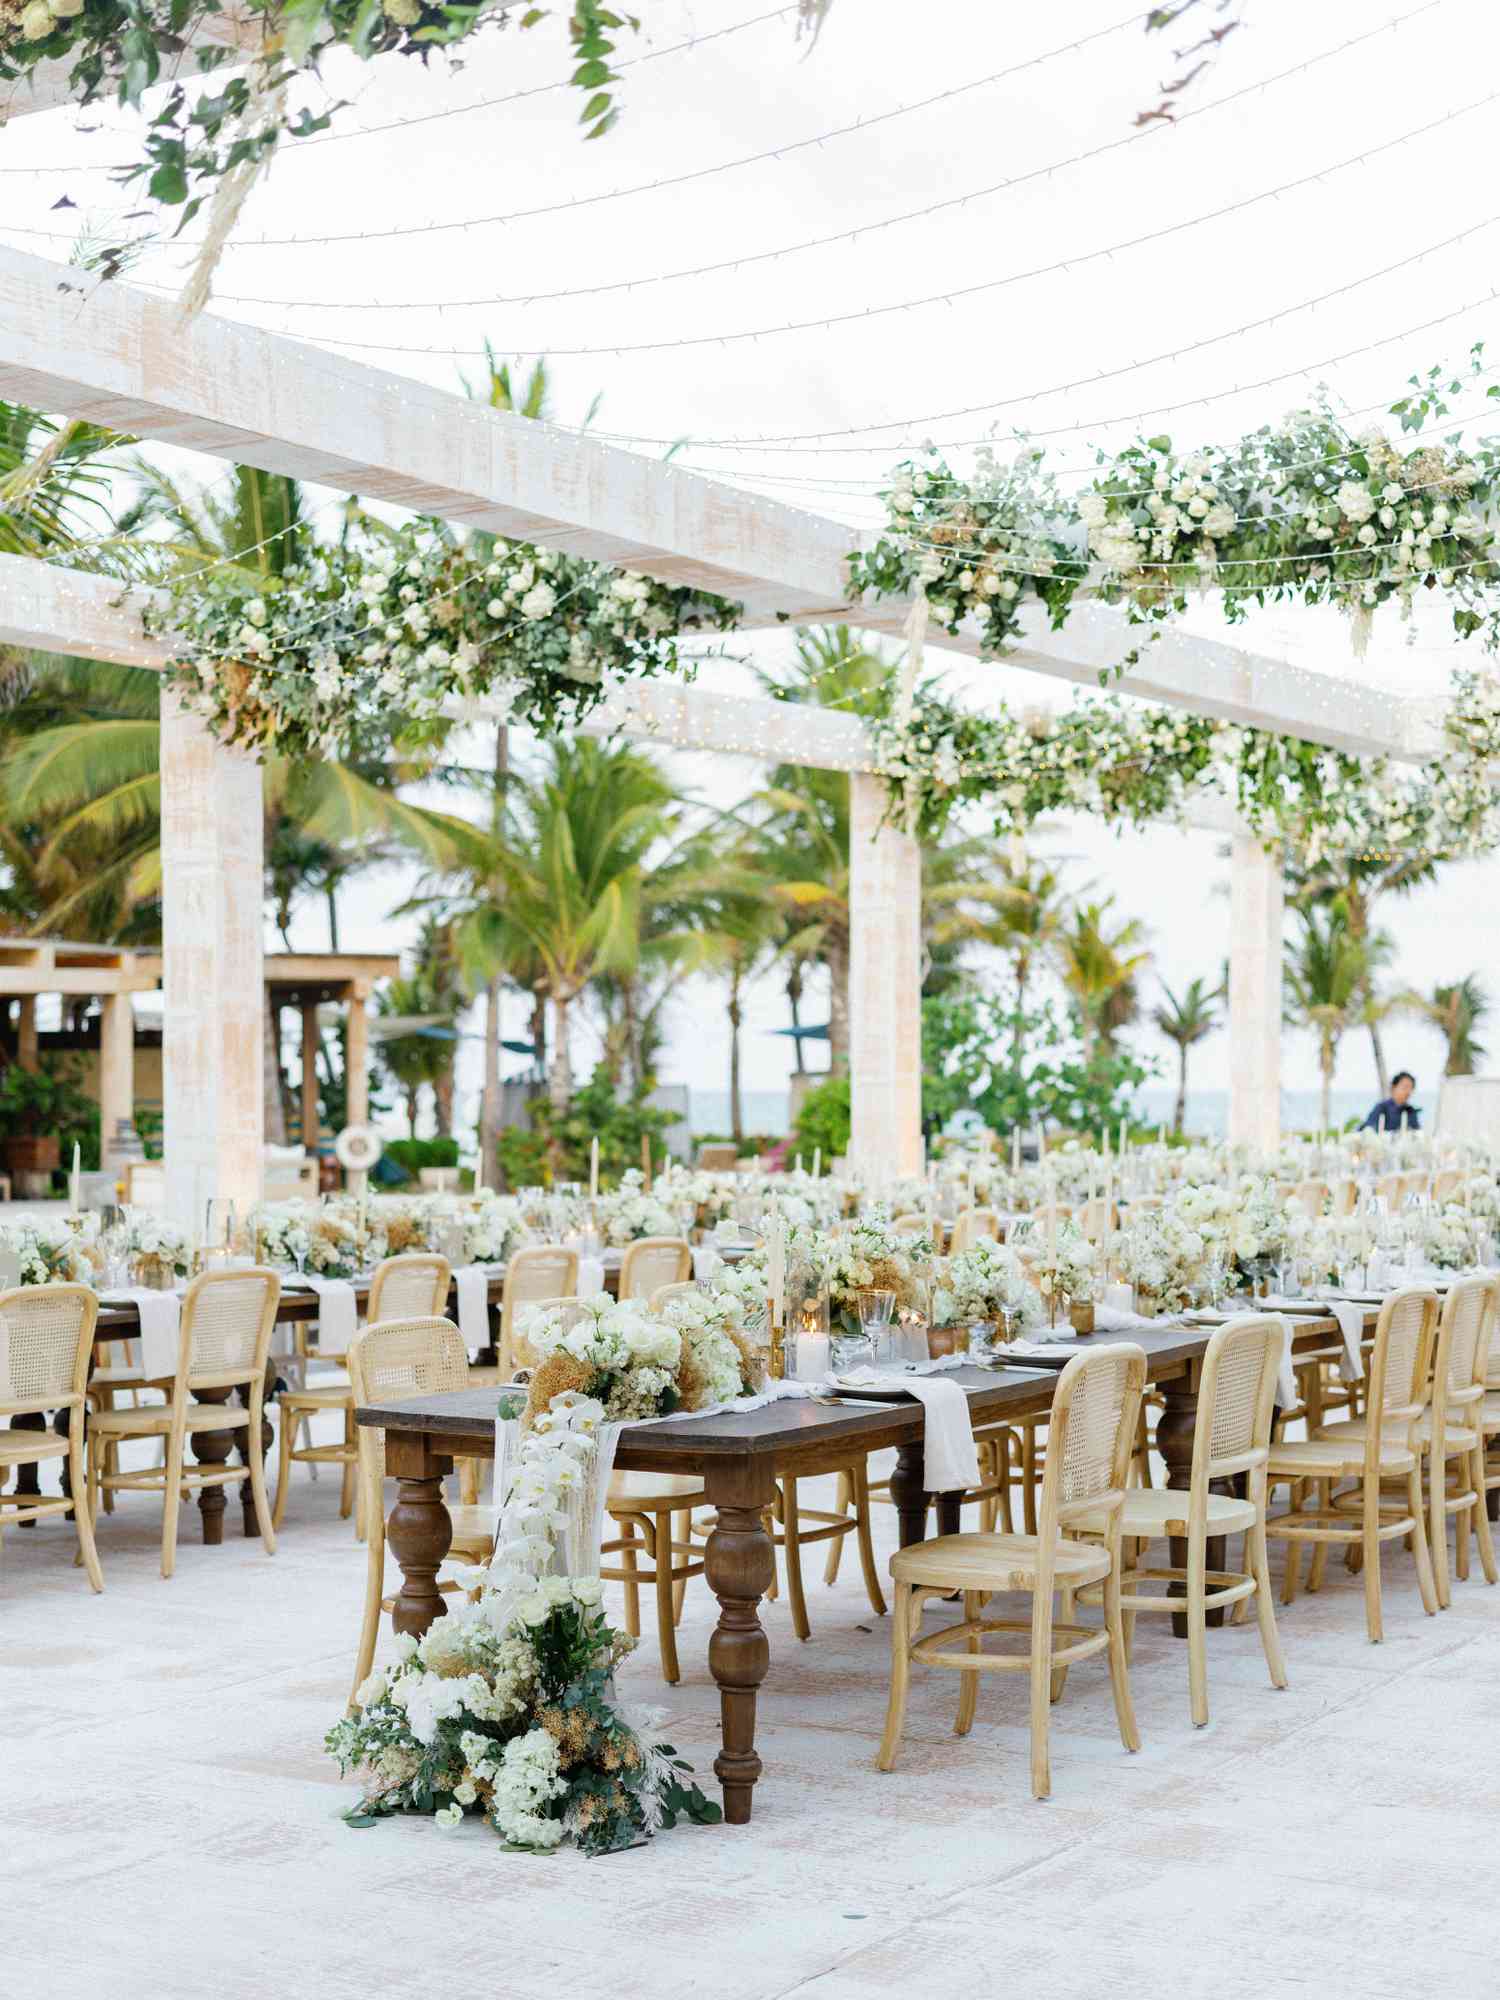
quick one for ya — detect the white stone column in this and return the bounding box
[1228,833,1283,1156]
[848,774,923,1178]
[97,991,134,1169]
[160,691,265,1231]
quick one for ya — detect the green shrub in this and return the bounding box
[791,1076,850,1165]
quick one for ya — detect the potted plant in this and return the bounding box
[0,1065,73,1180]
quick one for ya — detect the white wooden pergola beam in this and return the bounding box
[0,246,1447,763]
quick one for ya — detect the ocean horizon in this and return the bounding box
[683,1085,1389,1141]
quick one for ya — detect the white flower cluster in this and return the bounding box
[930,1241,1039,1328]
[1109,1209,1207,1311]
[595,1174,681,1246]
[0,1216,89,1286]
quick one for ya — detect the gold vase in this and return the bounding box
[1068,1299,1096,1336]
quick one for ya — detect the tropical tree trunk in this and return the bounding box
[1173,1043,1188,1134]
[263,1000,287,1146]
[728,966,744,1144]
[1320,1035,1335,1131]
[325,885,340,952]
[406,1085,420,1136]
[1011,951,1030,1074]
[529,989,547,1083]
[548,989,573,1111]
[1369,1018,1387,1098]
[787,963,805,1075]
[826,931,850,1073]
[432,1067,455,1138]
[478,975,502,1190]
[622,977,643,1091]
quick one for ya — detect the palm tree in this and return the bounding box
[930,839,1070,1069]
[0,401,132,561]
[1152,975,1222,1133]
[1404,974,1491,1076]
[1057,900,1151,1055]
[1289,848,1437,1093]
[1284,907,1376,1129]
[437,739,677,1112]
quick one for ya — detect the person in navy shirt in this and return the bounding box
[1361,1070,1421,1132]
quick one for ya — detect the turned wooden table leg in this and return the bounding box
[385,1432,454,1638]
[704,1457,777,1827]
[1157,1372,1225,1637]
[190,1386,234,1544]
[890,1439,930,1548]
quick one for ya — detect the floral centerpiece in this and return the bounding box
[459,1195,529,1266]
[930,1241,1040,1333]
[653,1163,740,1231]
[514,1294,760,1427]
[250,1199,366,1277]
[1420,1205,1480,1271]
[595,1173,680,1247]
[0,1217,90,1285]
[1029,1222,1098,1327]
[123,1213,190,1287]
[1109,1209,1207,1316]
[811,1219,933,1338]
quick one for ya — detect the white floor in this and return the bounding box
[5,1432,1499,2000]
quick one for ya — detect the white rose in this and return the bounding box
[1336,481,1375,523]
[20,1,55,35]
[453,1780,478,1806]
[572,1577,603,1607]
[1357,524,1377,547]
[519,582,556,620]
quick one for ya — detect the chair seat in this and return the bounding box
[1079,1486,1257,1540]
[0,1430,67,1465]
[890,1529,1111,1593]
[448,1505,496,1557]
[1323,1412,1479,1452]
[607,1470,706,1510]
[90,1402,252,1437]
[1266,1432,1416,1477]
[280,1384,353,1413]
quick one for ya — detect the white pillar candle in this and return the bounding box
[795,1153,803,1176]
[589,1137,599,1201]
[813,1147,821,1179]
[1012,1127,1021,1173]
[767,1215,786,1327]
[70,1141,82,1215]
[795,1330,830,1381]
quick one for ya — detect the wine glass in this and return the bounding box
[859,1287,896,1364]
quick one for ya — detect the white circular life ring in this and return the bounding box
[335,1124,384,1172]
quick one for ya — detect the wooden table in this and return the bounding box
[357,1310,1361,1826]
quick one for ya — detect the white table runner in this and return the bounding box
[99,1287,182,1380]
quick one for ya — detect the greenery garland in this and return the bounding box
[870,667,1500,867]
[145,519,740,760]
[848,353,1500,659]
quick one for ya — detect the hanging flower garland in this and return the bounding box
[145,521,740,761]
[871,668,1500,868]
[851,353,1500,661]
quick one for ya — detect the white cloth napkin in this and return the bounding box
[100,1287,182,1379]
[301,1275,358,1354]
[577,1255,606,1298]
[453,1265,492,1350]
[832,1368,980,1491]
[1327,1300,1367,1382]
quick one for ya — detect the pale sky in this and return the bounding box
[4,0,1498,1129]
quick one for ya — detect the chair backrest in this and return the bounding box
[348,1315,474,1487]
[950,1207,1001,1253]
[1375,1173,1405,1208]
[1430,1274,1496,1432]
[1431,1169,1463,1205]
[1036,1342,1145,1545]
[618,1236,691,1301]
[179,1267,281,1392]
[891,1213,928,1236]
[1192,1315,1284,1493]
[649,1279,700,1311]
[697,1144,738,1172]
[0,1282,98,1416]
[367,1253,452,1323]
[1291,1179,1327,1219]
[1362,1285,1437,1460]
[500,1245,579,1373]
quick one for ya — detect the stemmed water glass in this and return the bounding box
[859,1287,896,1364]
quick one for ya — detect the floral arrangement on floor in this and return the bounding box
[150,524,740,763]
[930,1241,1040,1331]
[326,1393,722,1854]
[1109,1209,1208,1315]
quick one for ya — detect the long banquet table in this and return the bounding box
[357,1307,1373,1825]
